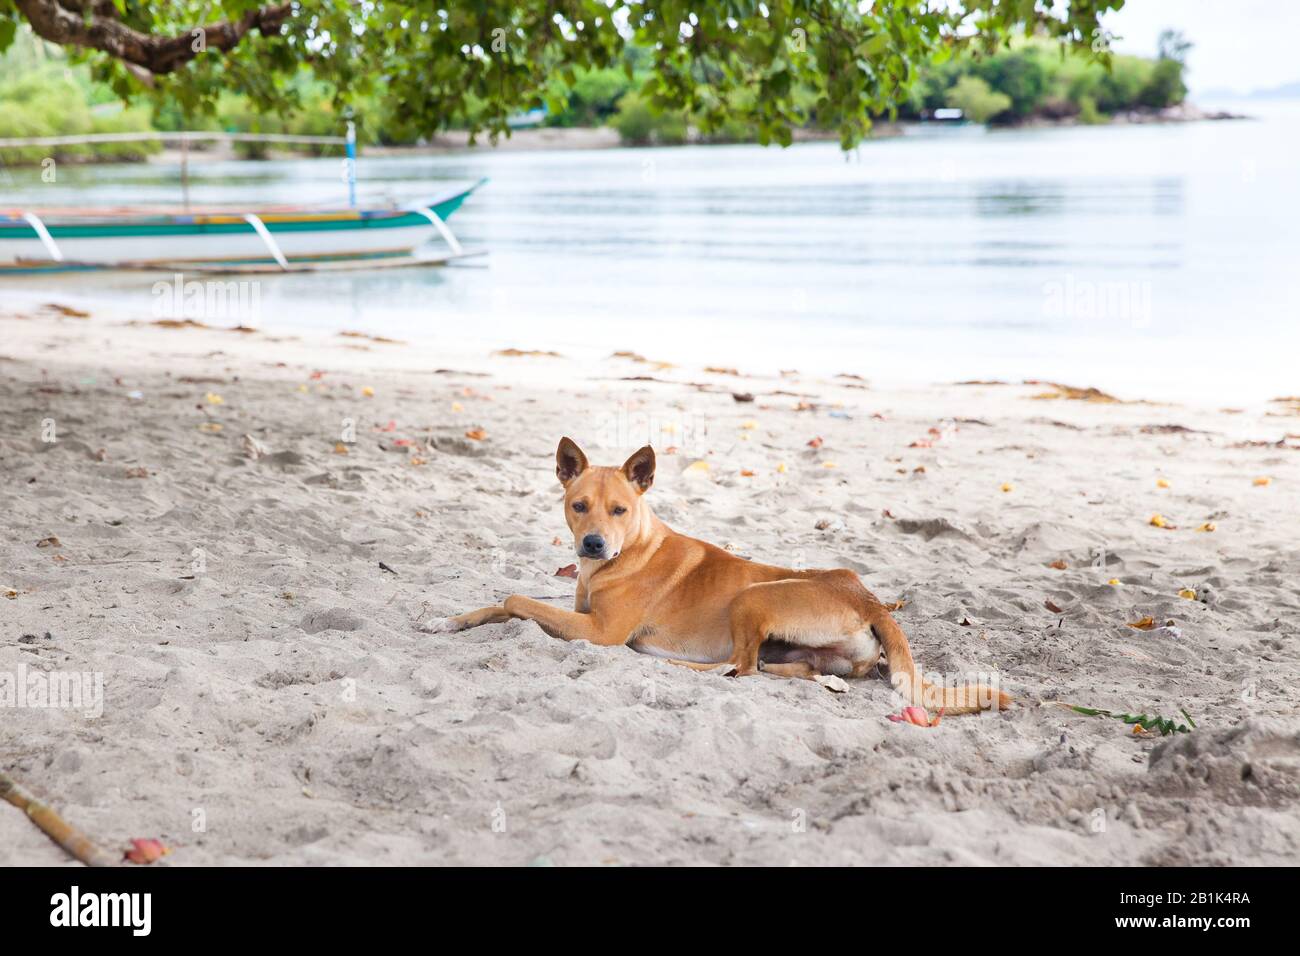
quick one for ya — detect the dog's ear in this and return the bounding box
[556,437,589,487]
[621,445,655,494]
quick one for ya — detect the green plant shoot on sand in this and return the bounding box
[1070,705,1197,736]
[0,1,1127,151]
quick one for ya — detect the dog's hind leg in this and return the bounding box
[726,576,866,678]
[759,661,820,680]
[663,658,737,674]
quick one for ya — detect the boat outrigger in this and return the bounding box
[0,128,484,274]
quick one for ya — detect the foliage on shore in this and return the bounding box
[0,24,1191,165]
[0,41,158,165]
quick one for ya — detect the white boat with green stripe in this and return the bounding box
[1,180,484,273]
[0,128,484,273]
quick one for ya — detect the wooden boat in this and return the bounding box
[0,179,484,273]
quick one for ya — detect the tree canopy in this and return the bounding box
[0,1,1127,149]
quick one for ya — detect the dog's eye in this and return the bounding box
[612,506,627,516]
[572,501,587,513]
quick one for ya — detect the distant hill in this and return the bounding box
[1200,81,1300,100]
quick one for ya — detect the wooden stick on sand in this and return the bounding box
[0,769,115,866]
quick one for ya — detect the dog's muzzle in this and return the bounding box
[580,534,620,560]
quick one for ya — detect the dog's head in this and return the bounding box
[555,437,655,562]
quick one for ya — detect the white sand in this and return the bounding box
[2,304,1299,866]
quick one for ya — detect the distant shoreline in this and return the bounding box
[144,103,1248,166]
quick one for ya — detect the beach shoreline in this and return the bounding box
[2,308,1298,866]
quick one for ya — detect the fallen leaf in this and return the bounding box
[1028,383,1121,403]
[1000,482,1014,493]
[409,457,427,466]
[882,509,895,519]
[333,442,349,455]
[493,348,563,358]
[376,420,397,432]
[44,302,90,318]
[1149,513,1176,529]
[361,386,375,397]
[555,564,578,579]
[1178,588,1197,600]
[204,392,224,405]
[775,462,787,473]
[664,446,678,455]
[1156,478,1170,488]
[685,460,711,474]
[124,466,149,479]
[821,461,838,469]
[740,420,758,430]
[36,536,60,549]
[465,428,487,441]
[451,401,464,412]
[1253,476,1271,487]
[1195,522,1216,532]
[732,392,754,403]
[1048,559,1068,570]
[887,706,943,728]
[551,537,563,546]
[1045,599,1064,614]
[123,838,171,865]
[740,469,755,477]
[807,436,824,448]
[1128,615,1157,630]
[1108,578,1122,586]
[198,422,223,433]
[393,438,415,447]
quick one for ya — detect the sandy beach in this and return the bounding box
[2,304,1298,867]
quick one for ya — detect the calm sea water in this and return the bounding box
[3,99,1297,405]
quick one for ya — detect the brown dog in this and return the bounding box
[432,438,1008,714]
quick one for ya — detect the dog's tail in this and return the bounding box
[868,608,1011,715]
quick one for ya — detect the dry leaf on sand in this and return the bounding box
[123,838,170,865]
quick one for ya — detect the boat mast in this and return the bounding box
[345,121,357,208]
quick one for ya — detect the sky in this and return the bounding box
[1104,0,1300,95]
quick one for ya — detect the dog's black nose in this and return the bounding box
[581,533,605,556]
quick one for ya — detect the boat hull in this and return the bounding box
[0,184,478,269]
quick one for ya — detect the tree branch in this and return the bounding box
[15,0,293,75]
